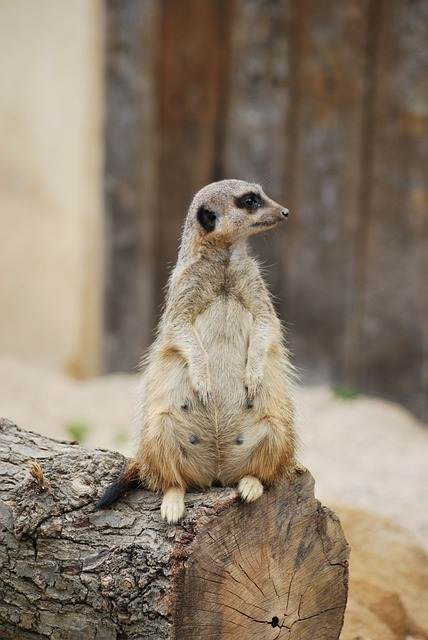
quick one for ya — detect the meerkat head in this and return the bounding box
[187,180,289,252]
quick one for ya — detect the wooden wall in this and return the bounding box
[103,0,428,421]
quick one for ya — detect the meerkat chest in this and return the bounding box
[195,294,253,355]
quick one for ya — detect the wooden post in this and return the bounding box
[355,0,428,418]
[103,0,160,372]
[0,418,349,639]
[281,0,370,385]
[220,0,294,302]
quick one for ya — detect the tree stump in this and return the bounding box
[0,418,349,639]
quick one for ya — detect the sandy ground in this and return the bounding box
[1,356,427,552]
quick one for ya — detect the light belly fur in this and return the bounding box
[195,297,274,481]
[194,296,252,411]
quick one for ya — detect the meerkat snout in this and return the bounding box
[281,209,289,218]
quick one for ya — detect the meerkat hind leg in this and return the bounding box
[161,487,186,524]
[238,476,264,503]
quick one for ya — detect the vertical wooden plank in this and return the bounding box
[220,0,294,296]
[358,0,428,419]
[221,0,293,199]
[155,0,230,306]
[286,0,369,383]
[103,0,160,371]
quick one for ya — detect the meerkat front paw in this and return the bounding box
[238,476,264,503]
[161,488,186,524]
[244,370,263,399]
[192,377,212,404]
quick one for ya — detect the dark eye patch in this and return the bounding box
[235,192,264,211]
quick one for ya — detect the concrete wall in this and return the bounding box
[0,0,104,377]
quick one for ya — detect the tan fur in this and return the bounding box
[132,179,297,523]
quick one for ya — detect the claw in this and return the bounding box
[238,476,264,503]
[194,380,211,405]
[244,372,262,400]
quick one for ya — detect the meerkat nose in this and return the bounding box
[281,209,289,218]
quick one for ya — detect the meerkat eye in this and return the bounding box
[244,195,258,207]
[235,192,263,211]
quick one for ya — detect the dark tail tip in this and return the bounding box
[95,461,141,510]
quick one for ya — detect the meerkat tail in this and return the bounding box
[95,460,141,509]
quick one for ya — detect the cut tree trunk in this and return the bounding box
[0,418,349,639]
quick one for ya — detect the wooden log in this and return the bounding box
[0,418,349,639]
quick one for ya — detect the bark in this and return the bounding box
[0,418,349,639]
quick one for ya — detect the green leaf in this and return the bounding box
[64,420,90,443]
[332,386,358,400]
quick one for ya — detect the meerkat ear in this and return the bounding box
[197,206,217,233]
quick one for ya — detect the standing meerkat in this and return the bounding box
[97,179,297,523]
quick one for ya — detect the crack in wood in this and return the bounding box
[286,604,345,631]
[236,561,268,600]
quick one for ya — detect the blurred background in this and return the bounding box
[0,0,427,421]
[2,7,428,632]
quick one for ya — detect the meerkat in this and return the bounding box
[96,179,297,523]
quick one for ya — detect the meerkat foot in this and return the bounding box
[238,476,264,503]
[161,488,186,524]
